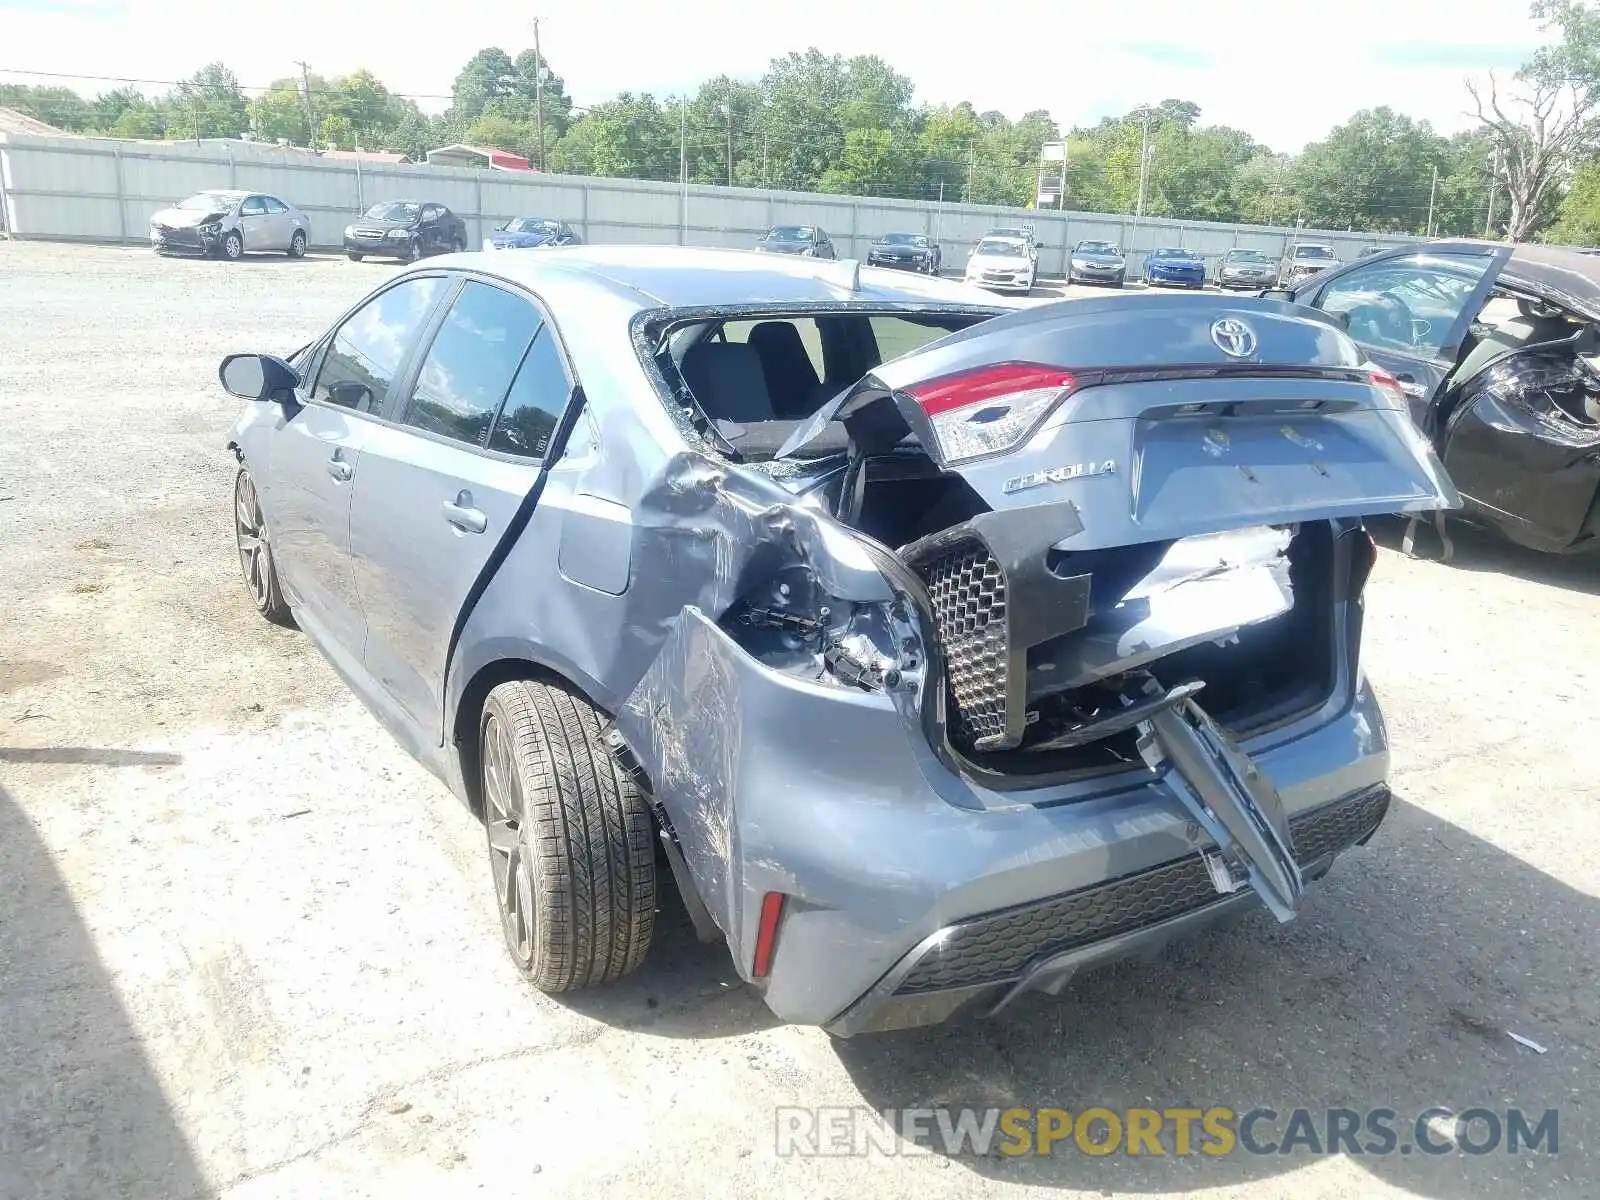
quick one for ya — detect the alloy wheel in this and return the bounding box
[234,473,270,608]
[483,712,535,965]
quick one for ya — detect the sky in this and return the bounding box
[0,0,1551,152]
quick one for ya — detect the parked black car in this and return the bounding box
[866,232,940,274]
[344,200,468,262]
[754,225,837,259]
[1266,240,1600,556]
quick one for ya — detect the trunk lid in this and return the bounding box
[779,294,1458,549]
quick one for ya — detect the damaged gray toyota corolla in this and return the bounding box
[219,246,1457,1035]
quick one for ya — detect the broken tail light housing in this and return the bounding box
[901,362,1079,465]
[1366,366,1408,407]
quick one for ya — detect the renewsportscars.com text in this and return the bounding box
[775,1106,1559,1158]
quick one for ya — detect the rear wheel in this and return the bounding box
[234,468,291,625]
[287,229,307,258]
[481,680,656,991]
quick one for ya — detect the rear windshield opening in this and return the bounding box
[653,308,993,463]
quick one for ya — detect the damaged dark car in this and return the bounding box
[218,247,1456,1034]
[1271,240,1600,556]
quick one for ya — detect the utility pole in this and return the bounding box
[294,60,316,148]
[1484,148,1500,239]
[679,95,688,244]
[1426,164,1439,238]
[1134,105,1154,219]
[532,18,545,170]
[762,133,769,187]
[726,78,735,187]
[967,149,975,196]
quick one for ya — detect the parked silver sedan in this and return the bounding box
[149,190,312,260]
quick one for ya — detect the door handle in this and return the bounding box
[443,493,488,534]
[326,453,353,482]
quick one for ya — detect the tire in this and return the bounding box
[287,229,307,258]
[234,468,292,625]
[220,230,243,261]
[1115,272,1126,288]
[407,237,423,263]
[451,235,466,254]
[346,251,363,262]
[480,679,656,992]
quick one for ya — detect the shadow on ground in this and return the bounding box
[1369,514,1600,597]
[0,781,210,1199]
[830,794,1591,1197]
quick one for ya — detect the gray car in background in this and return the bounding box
[1216,248,1280,290]
[149,189,311,260]
[1068,239,1128,287]
[755,224,837,258]
[218,246,1455,1033]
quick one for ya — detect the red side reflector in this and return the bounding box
[752,891,786,978]
[904,362,1076,416]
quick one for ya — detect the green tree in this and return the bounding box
[450,47,518,125]
[555,93,676,179]
[108,104,163,140]
[819,127,914,196]
[1291,108,1447,231]
[464,112,528,153]
[248,77,318,145]
[169,62,249,139]
[0,84,93,130]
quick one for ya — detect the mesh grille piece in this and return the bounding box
[893,785,1391,994]
[917,541,1008,746]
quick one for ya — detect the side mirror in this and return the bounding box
[1260,287,1295,303]
[219,353,298,403]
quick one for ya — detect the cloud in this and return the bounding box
[1375,42,1536,70]
[1114,40,1216,69]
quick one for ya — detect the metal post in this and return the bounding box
[1135,107,1153,219]
[355,151,364,212]
[1484,149,1499,239]
[726,78,735,188]
[679,95,688,245]
[1425,165,1438,237]
[295,60,316,148]
[113,146,127,242]
[533,18,545,171]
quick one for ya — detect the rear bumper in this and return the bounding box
[827,784,1390,1034]
[620,607,1391,1033]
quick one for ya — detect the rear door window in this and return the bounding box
[401,281,540,447]
[313,276,444,414]
[720,318,827,377]
[489,326,571,458]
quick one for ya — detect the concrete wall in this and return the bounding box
[1,132,1418,271]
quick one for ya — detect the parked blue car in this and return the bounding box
[482,216,582,252]
[1146,246,1207,289]
[218,246,1456,1033]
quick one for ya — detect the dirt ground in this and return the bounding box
[1,240,1595,1199]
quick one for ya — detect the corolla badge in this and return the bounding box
[1210,316,1258,359]
[1002,460,1117,494]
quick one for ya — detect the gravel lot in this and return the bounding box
[1,240,1596,1199]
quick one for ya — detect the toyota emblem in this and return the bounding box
[1210,317,1258,359]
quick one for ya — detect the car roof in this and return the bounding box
[420,244,1016,311]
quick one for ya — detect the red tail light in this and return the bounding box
[1367,367,1406,406]
[752,891,786,978]
[901,361,1078,464]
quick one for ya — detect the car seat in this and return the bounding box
[677,341,776,423]
[1445,313,1576,392]
[746,322,827,418]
